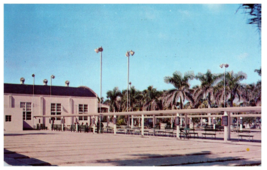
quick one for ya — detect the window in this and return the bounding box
[79,104,88,121]
[51,103,61,120]
[20,102,31,120]
[5,115,11,122]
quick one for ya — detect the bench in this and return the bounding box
[202,128,216,138]
[179,128,198,138]
[186,128,198,138]
[165,129,175,137]
[238,134,254,141]
[117,128,126,134]
[144,129,152,136]
[237,130,253,141]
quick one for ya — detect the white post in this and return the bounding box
[171,117,173,129]
[114,115,117,135]
[190,117,193,129]
[224,111,231,142]
[176,113,180,139]
[224,112,228,142]
[93,116,96,134]
[131,115,134,128]
[76,122,78,132]
[213,117,216,129]
[141,114,144,137]
[228,112,231,140]
[201,115,203,127]
[208,113,211,125]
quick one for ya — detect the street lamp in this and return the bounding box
[95,46,103,133]
[126,50,135,113]
[220,64,229,107]
[50,75,55,96]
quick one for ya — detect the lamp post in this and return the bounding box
[126,50,134,128]
[50,75,55,96]
[95,46,103,133]
[126,50,135,112]
[219,64,229,107]
[220,64,230,142]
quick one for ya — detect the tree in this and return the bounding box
[164,71,194,109]
[194,70,220,108]
[239,68,261,107]
[142,86,163,111]
[254,67,261,76]
[215,71,247,107]
[97,96,104,104]
[106,87,122,112]
[240,83,261,106]
[128,86,143,111]
[238,4,261,31]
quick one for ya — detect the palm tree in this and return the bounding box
[97,97,104,104]
[128,86,143,111]
[164,71,194,109]
[106,87,122,112]
[215,71,247,107]
[142,86,163,111]
[238,4,261,32]
[254,67,261,76]
[240,69,261,106]
[194,70,220,109]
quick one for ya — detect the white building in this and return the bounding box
[4,79,108,131]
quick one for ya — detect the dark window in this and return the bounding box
[51,103,61,120]
[20,102,31,120]
[5,115,12,122]
[79,104,88,120]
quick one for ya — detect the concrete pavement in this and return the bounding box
[4,130,261,166]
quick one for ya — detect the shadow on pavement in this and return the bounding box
[95,151,261,166]
[4,149,55,166]
[4,133,56,137]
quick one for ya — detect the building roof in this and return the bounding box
[4,83,97,97]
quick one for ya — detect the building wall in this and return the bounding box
[4,93,98,130]
[4,107,23,131]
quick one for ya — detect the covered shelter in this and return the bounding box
[34,106,261,142]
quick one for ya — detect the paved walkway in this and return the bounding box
[4,130,261,166]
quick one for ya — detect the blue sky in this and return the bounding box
[4,4,261,99]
